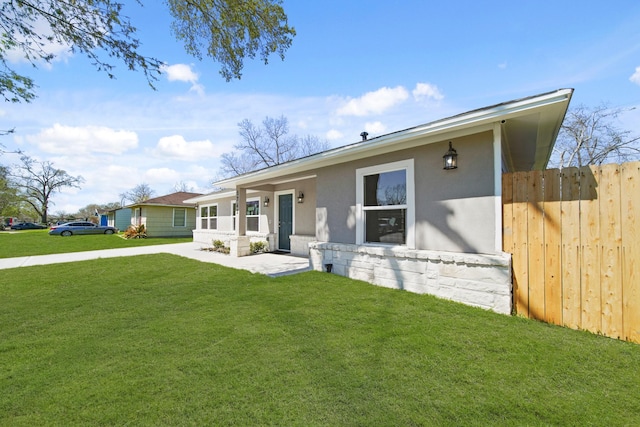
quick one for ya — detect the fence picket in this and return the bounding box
[621,163,640,342]
[580,165,601,334]
[599,164,623,339]
[543,169,562,325]
[528,170,545,320]
[512,171,530,317]
[561,168,582,329]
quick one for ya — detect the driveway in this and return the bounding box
[0,242,311,277]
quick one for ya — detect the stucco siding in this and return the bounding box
[273,178,316,235]
[315,132,498,254]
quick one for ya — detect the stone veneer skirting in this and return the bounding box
[192,230,275,251]
[309,242,512,314]
[289,235,316,257]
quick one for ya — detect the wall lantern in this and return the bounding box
[297,192,304,203]
[264,196,270,207]
[443,141,458,170]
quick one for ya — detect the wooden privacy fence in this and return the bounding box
[503,161,640,343]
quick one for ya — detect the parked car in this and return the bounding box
[49,221,118,236]
[11,222,47,230]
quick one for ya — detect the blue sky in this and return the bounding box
[2,0,640,213]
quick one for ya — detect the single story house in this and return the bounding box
[107,207,132,231]
[126,191,202,237]
[185,89,573,314]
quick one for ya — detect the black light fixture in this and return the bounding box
[297,191,304,203]
[443,141,458,170]
[263,196,269,207]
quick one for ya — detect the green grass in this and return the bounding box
[0,229,192,258]
[1,255,639,426]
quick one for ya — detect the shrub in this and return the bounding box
[250,241,268,254]
[207,239,230,254]
[124,224,147,239]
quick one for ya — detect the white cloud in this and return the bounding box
[412,83,444,102]
[160,64,204,96]
[162,63,204,95]
[25,124,138,155]
[326,129,343,141]
[153,135,224,161]
[630,66,640,86]
[144,168,181,185]
[336,86,409,117]
[364,121,386,135]
[162,63,199,82]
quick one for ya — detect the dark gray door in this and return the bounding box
[278,194,293,251]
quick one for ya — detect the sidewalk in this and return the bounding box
[0,242,311,277]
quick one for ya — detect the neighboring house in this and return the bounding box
[127,192,202,237]
[185,89,573,314]
[107,207,132,231]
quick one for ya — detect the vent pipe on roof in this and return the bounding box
[360,131,368,141]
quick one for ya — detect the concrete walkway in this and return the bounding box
[0,242,311,277]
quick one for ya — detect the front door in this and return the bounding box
[278,193,293,251]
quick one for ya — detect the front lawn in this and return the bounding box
[1,254,638,426]
[0,229,192,258]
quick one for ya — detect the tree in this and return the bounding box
[0,0,295,103]
[220,115,330,176]
[76,203,103,223]
[0,165,21,219]
[167,0,295,81]
[552,104,640,168]
[10,155,84,223]
[172,180,193,192]
[120,183,155,204]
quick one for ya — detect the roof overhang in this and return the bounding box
[211,88,573,190]
[182,189,272,204]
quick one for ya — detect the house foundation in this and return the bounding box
[309,242,512,314]
[192,230,275,252]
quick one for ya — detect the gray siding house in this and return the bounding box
[126,192,201,238]
[107,207,131,231]
[185,89,573,314]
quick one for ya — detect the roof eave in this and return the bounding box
[213,88,573,188]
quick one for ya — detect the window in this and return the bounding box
[200,204,217,229]
[246,199,260,232]
[134,208,142,226]
[356,159,415,248]
[232,198,260,232]
[173,208,186,227]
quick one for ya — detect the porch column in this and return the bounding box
[231,187,250,257]
[236,188,246,236]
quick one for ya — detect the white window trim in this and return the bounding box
[232,197,261,232]
[173,208,187,227]
[199,203,218,230]
[210,203,218,230]
[199,205,208,230]
[356,159,415,249]
[246,197,260,232]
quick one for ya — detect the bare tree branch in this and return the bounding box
[9,155,84,223]
[220,115,329,177]
[551,104,640,168]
